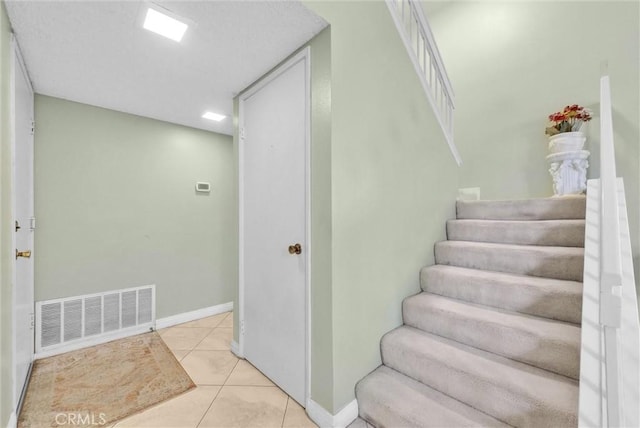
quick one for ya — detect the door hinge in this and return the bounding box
[30,120,35,135]
[30,313,35,330]
[29,217,36,231]
[240,127,246,140]
[240,319,245,335]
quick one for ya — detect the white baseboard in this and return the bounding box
[230,340,243,358]
[155,301,233,330]
[6,412,16,428]
[34,324,153,359]
[306,398,358,428]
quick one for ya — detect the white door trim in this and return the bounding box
[10,34,35,412]
[237,46,311,404]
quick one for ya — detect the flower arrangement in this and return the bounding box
[545,104,592,136]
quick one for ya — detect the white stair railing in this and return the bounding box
[578,69,640,428]
[599,71,624,427]
[385,0,461,166]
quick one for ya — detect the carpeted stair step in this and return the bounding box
[355,365,510,428]
[403,292,581,379]
[447,219,585,247]
[381,326,579,427]
[420,265,583,324]
[457,196,586,221]
[435,240,584,281]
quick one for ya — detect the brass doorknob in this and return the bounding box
[288,243,302,255]
[16,249,31,259]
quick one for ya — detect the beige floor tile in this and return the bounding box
[114,386,220,427]
[194,328,232,351]
[180,351,238,385]
[219,312,234,328]
[283,397,318,428]
[225,360,275,387]
[198,386,287,428]
[159,327,211,350]
[178,312,229,329]
[171,349,190,361]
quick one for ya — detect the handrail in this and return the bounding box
[599,70,624,426]
[385,0,462,166]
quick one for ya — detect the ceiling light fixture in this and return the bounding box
[202,112,226,122]
[143,8,188,42]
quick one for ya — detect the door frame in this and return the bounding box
[237,46,311,405]
[10,34,35,412]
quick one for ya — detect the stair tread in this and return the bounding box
[437,239,585,253]
[446,218,585,247]
[435,240,584,282]
[403,292,581,378]
[420,264,582,323]
[356,365,510,428]
[457,196,586,220]
[382,326,579,427]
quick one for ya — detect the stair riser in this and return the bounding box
[435,243,584,282]
[420,266,583,324]
[447,220,585,247]
[381,329,579,428]
[403,296,581,379]
[456,197,586,220]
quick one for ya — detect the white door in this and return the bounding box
[13,41,35,408]
[240,49,309,405]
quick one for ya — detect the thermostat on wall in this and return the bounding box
[195,182,211,193]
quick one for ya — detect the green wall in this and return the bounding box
[306,27,334,411]
[34,96,235,318]
[424,0,640,293]
[0,2,12,425]
[304,1,459,413]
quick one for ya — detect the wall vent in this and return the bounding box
[35,285,155,356]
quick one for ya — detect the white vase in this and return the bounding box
[548,131,586,154]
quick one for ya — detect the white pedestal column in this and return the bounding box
[546,150,590,196]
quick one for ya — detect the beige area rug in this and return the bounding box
[18,332,195,428]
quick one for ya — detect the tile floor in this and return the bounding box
[112,311,318,428]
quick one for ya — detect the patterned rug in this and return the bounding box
[18,332,195,428]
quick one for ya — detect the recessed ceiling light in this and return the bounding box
[202,112,226,122]
[143,8,188,42]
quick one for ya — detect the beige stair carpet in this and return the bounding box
[355,196,585,428]
[18,332,195,428]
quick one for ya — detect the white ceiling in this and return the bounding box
[5,1,328,135]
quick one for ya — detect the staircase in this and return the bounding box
[353,196,586,427]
